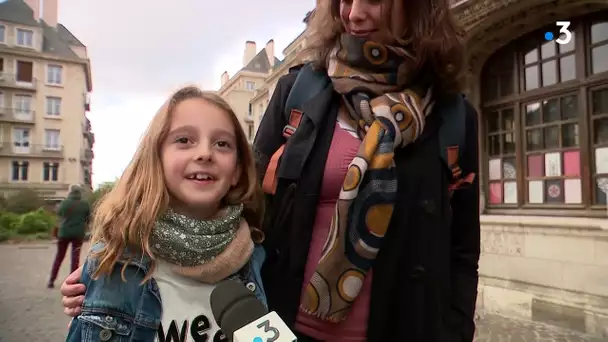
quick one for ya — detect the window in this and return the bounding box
[590,21,608,75]
[245,81,255,91]
[0,25,5,43]
[481,13,608,214]
[0,92,4,109]
[486,108,517,204]
[522,29,576,90]
[248,103,253,117]
[14,94,33,120]
[46,97,61,116]
[11,161,29,181]
[591,87,608,205]
[248,124,254,140]
[16,61,33,83]
[43,162,59,182]
[47,65,63,85]
[523,95,581,204]
[12,128,30,154]
[44,129,60,150]
[16,28,33,47]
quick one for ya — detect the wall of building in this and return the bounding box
[477,215,608,336]
[0,0,93,198]
[453,0,608,338]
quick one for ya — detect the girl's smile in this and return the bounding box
[162,98,241,219]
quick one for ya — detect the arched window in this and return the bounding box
[481,12,608,216]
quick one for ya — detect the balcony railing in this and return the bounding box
[0,108,35,123]
[0,73,37,90]
[80,148,94,164]
[82,118,95,145]
[0,143,63,158]
[84,92,91,111]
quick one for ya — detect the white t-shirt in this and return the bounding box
[154,260,228,342]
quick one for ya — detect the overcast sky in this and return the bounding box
[58,0,313,187]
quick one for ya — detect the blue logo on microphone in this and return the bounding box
[253,337,263,342]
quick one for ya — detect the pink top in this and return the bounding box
[295,122,372,341]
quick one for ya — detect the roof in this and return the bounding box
[0,0,86,60]
[0,0,40,26]
[57,24,86,47]
[41,21,79,59]
[241,48,281,73]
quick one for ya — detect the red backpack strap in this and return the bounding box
[262,109,303,194]
[446,145,475,197]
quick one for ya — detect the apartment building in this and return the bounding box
[0,0,94,201]
[250,11,314,133]
[244,1,608,338]
[217,40,281,142]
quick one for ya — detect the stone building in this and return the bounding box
[454,0,607,338]
[242,0,608,337]
[0,0,94,201]
[217,40,281,143]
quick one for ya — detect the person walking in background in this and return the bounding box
[48,185,91,289]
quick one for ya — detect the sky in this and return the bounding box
[57,0,314,188]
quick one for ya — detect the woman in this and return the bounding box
[61,0,480,340]
[255,0,479,341]
[48,185,90,289]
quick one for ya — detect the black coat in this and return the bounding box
[254,68,480,342]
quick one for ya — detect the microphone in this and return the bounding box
[210,279,297,342]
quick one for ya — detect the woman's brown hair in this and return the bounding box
[306,0,466,95]
[90,87,264,281]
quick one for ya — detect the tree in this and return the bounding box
[89,181,115,206]
[4,189,45,214]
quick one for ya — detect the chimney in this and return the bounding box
[42,0,58,27]
[221,71,229,87]
[265,39,275,68]
[243,41,256,67]
[24,0,40,21]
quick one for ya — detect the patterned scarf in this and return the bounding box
[300,34,434,322]
[150,204,254,284]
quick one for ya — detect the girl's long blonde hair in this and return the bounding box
[91,86,263,281]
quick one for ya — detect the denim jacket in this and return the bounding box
[66,242,267,341]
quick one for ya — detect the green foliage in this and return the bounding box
[3,189,45,214]
[88,181,115,207]
[0,209,57,242]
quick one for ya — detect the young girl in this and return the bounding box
[66,86,265,342]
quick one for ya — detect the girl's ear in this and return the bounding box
[231,164,242,187]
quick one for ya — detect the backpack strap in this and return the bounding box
[262,63,330,195]
[437,94,475,194]
[262,110,303,194]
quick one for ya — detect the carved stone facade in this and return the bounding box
[452,1,608,338]
[453,0,607,106]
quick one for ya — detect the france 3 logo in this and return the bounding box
[544,21,573,45]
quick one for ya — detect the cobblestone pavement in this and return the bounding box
[0,242,605,342]
[474,313,605,342]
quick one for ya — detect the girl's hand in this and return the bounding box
[60,266,86,317]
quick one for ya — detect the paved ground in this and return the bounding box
[0,242,605,342]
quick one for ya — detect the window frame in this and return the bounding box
[15,60,34,84]
[44,129,61,150]
[11,161,29,181]
[43,162,59,182]
[45,96,62,117]
[46,64,63,86]
[15,28,33,48]
[480,14,608,217]
[0,25,5,44]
